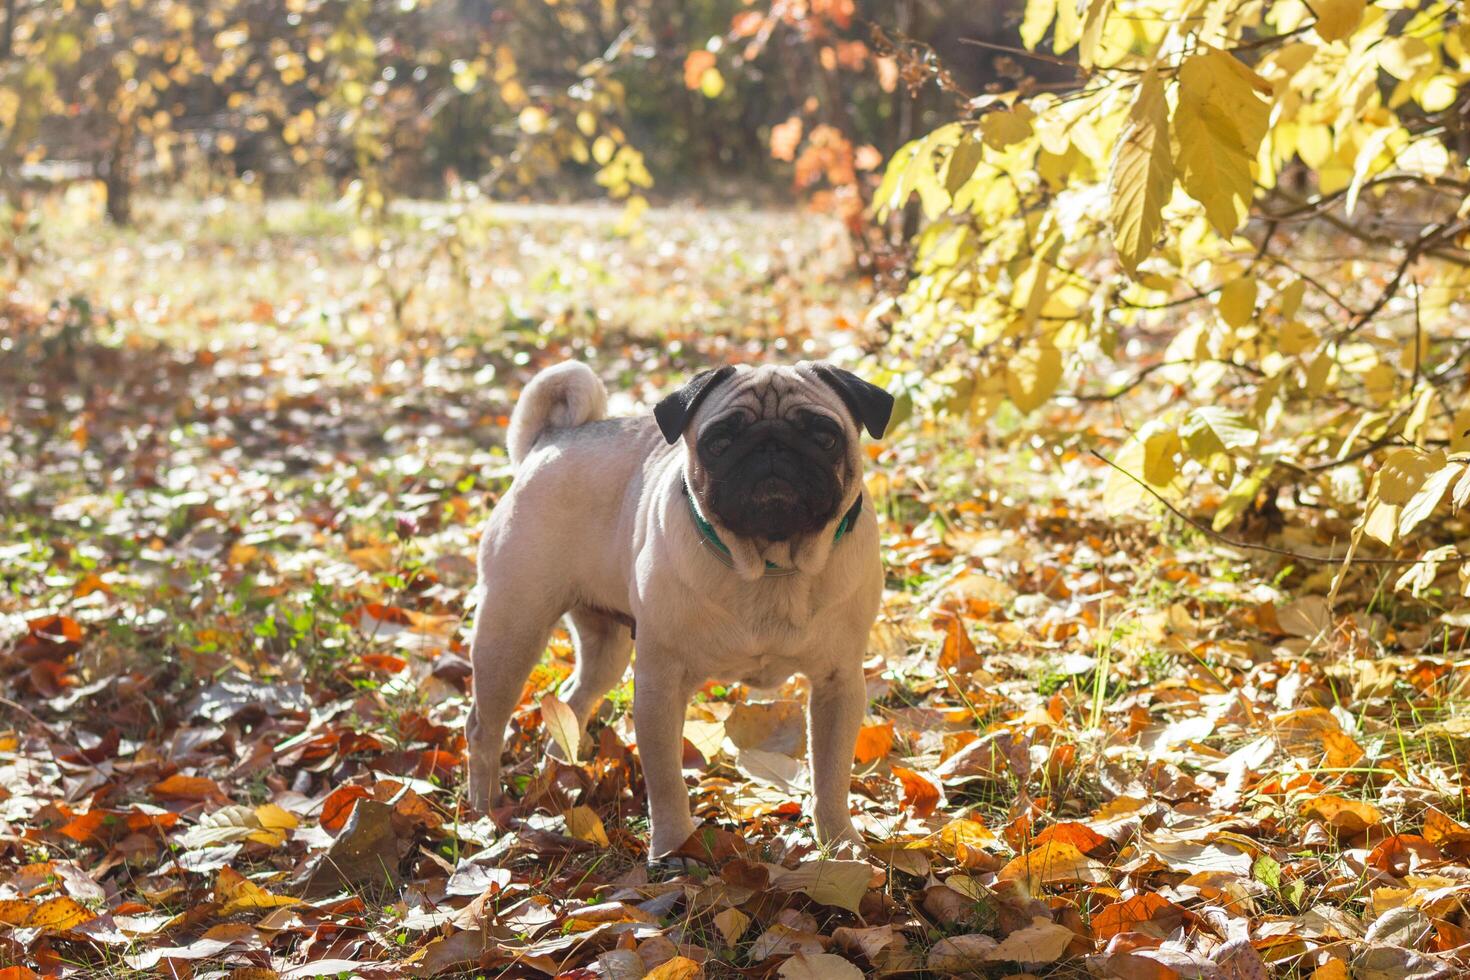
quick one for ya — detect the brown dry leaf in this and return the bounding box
[927,934,1000,973]
[934,817,1001,868]
[414,928,488,975]
[776,952,865,979]
[772,860,879,913]
[751,923,828,960]
[986,915,1075,964]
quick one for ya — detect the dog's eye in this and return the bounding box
[706,436,732,457]
[810,427,839,452]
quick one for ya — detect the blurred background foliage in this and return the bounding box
[4,0,1470,599]
[0,0,1020,233]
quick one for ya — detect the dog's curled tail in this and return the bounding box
[506,362,608,469]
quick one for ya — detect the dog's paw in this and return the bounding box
[646,854,700,881]
[825,836,870,862]
[816,823,869,861]
[464,766,497,814]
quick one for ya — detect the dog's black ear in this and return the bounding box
[814,364,894,439]
[654,366,736,444]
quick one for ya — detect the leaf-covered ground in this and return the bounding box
[3,201,1470,979]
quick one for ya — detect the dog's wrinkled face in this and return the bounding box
[655,363,893,543]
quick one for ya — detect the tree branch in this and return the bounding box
[1089,450,1465,567]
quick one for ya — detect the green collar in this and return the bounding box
[684,483,863,577]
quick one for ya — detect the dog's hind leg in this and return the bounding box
[563,608,634,730]
[465,583,560,812]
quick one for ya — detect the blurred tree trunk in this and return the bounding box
[1,0,15,59]
[105,118,134,225]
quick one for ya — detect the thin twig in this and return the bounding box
[0,694,55,736]
[1088,450,1466,567]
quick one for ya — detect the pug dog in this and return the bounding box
[465,360,893,858]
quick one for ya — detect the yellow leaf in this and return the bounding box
[1142,427,1181,487]
[1217,277,1257,328]
[1362,497,1400,546]
[1174,48,1270,237]
[1078,0,1112,68]
[1005,345,1062,413]
[1451,404,1470,453]
[997,841,1105,886]
[1103,432,1151,514]
[0,897,94,932]
[1279,319,1318,356]
[592,135,617,166]
[214,867,300,916]
[1399,461,1464,537]
[1378,449,1442,505]
[564,805,610,847]
[1109,68,1172,275]
[246,803,299,847]
[645,957,702,980]
[1020,0,1057,50]
[540,694,582,762]
[1301,794,1381,834]
[1313,0,1365,42]
[699,67,725,99]
[980,105,1034,151]
[713,906,751,945]
[683,50,716,91]
[517,106,548,135]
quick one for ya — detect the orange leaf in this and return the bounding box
[320,785,369,833]
[731,10,765,38]
[360,653,408,673]
[997,841,1105,887]
[150,774,225,801]
[20,896,94,932]
[934,611,981,673]
[683,51,716,91]
[645,956,702,980]
[1423,806,1470,846]
[854,723,894,764]
[893,766,941,817]
[1300,795,1381,835]
[57,810,107,843]
[771,116,803,162]
[1366,834,1440,876]
[1031,822,1111,858]
[1092,893,1186,941]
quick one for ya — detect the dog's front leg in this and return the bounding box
[807,659,866,848]
[632,652,697,858]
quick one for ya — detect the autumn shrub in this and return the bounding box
[873,0,1470,599]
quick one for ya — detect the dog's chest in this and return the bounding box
[677,589,835,687]
[710,638,811,688]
